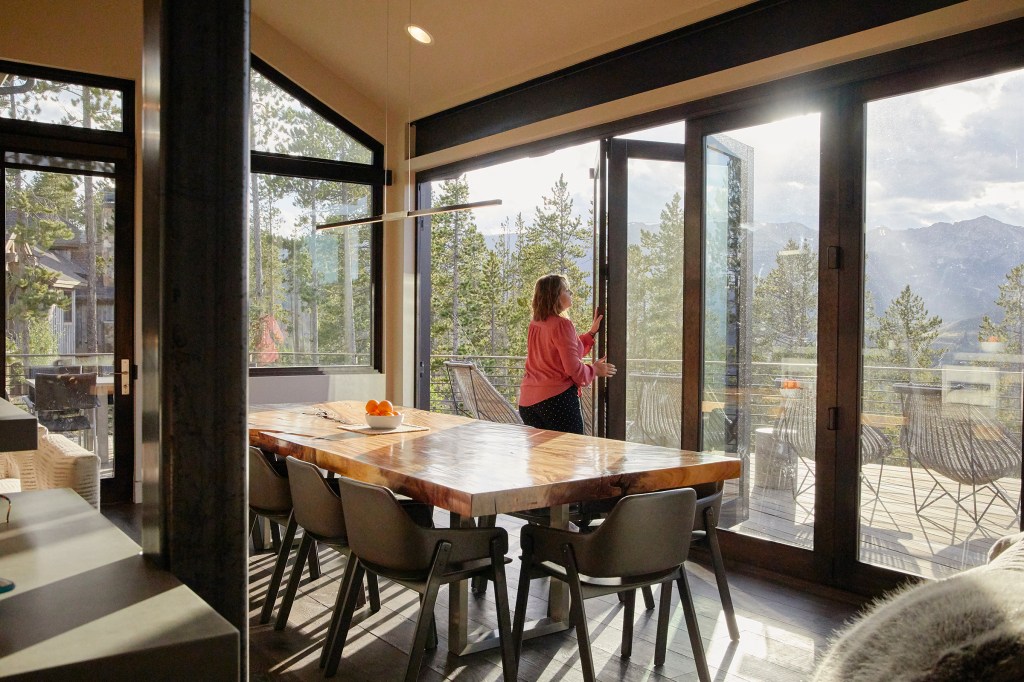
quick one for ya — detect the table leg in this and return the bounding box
[446,506,574,657]
[448,511,475,655]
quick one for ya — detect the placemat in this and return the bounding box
[336,422,430,436]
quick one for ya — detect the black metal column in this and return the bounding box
[142,0,249,676]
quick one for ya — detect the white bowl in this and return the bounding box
[779,388,802,399]
[979,341,1005,353]
[365,412,403,429]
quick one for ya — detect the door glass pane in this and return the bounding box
[703,114,821,549]
[861,68,1024,578]
[0,73,123,131]
[5,167,117,477]
[624,158,685,446]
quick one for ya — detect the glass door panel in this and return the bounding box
[602,139,686,442]
[860,68,1024,578]
[703,114,821,549]
[4,163,126,490]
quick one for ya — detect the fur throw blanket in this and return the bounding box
[812,532,1024,682]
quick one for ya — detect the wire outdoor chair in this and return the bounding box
[770,384,894,520]
[896,383,1020,541]
[443,361,523,424]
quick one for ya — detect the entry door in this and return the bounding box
[3,155,134,503]
[597,138,687,443]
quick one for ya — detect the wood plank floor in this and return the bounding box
[249,512,863,681]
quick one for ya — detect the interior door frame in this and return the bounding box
[0,64,136,505]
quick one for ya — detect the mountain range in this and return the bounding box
[483,215,1024,347]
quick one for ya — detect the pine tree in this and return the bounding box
[520,174,592,332]
[429,177,488,356]
[751,238,818,361]
[982,263,1024,353]
[871,285,944,370]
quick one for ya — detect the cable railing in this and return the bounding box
[428,353,1024,466]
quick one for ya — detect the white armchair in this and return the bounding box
[0,424,100,508]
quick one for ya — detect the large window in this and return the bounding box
[415,29,1024,593]
[420,143,597,413]
[859,68,1023,578]
[249,58,383,372]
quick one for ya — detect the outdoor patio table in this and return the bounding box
[249,400,741,656]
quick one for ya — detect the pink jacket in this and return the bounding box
[518,315,596,407]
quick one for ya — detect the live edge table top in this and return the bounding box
[249,401,742,519]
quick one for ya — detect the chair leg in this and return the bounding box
[270,519,282,553]
[563,545,595,682]
[404,542,452,682]
[259,511,298,625]
[620,589,635,659]
[676,569,711,682]
[306,538,321,580]
[366,569,381,613]
[704,509,740,641]
[641,585,656,610]
[512,547,534,662]
[274,532,314,631]
[250,512,265,553]
[654,578,673,666]
[490,537,518,682]
[322,557,365,675]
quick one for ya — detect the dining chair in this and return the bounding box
[274,457,423,633]
[247,446,319,625]
[513,487,711,682]
[328,475,517,682]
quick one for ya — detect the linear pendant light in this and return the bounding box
[317,199,502,230]
[316,0,500,232]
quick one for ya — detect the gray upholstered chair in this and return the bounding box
[512,487,710,682]
[328,475,517,681]
[274,457,407,634]
[248,446,319,625]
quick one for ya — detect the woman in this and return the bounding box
[518,274,616,433]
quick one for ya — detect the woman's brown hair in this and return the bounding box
[532,274,568,321]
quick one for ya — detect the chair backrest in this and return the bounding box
[35,372,98,412]
[28,365,82,379]
[444,361,523,424]
[579,382,595,436]
[634,374,681,447]
[774,384,815,461]
[249,446,291,514]
[285,457,349,542]
[335,475,446,574]
[569,487,696,577]
[900,384,1018,485]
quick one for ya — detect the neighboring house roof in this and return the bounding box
[4,238,86,289]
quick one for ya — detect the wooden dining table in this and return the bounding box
[249,400,742,656]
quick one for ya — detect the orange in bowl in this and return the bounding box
[365,399,379,414]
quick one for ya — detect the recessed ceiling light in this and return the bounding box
[406,24,433,44]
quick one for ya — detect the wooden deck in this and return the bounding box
[723,453,1022,580]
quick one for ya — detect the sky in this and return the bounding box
[456,67,1023,236]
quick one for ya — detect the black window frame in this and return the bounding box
[249,55,385,376]
[413,20,1024,595]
